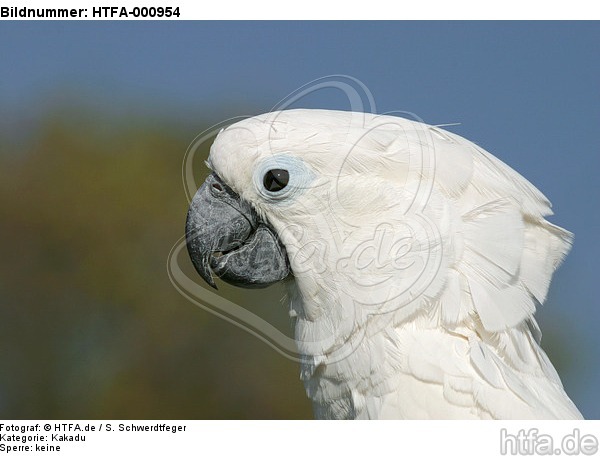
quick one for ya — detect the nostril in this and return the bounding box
[212,182,224,192]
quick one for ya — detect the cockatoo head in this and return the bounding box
[186,108,571,356]
[185,108,578,418]
[187,109,446,313]
[186,109,462,358]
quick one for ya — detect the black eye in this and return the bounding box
[263,169,289,192]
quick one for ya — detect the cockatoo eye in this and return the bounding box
[253,155,314,203]
[263,169,289,192]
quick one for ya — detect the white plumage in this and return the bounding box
[207,109,582,419]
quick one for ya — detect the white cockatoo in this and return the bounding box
[185,109,582,419]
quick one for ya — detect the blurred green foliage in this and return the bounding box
[0,110,312,419]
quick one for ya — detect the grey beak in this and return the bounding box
[185,173,290,289]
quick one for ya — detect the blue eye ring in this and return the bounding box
[253,155,314,203]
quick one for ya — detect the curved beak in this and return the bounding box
[185,173,290,289]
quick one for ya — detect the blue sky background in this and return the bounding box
[1,21,598,418]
